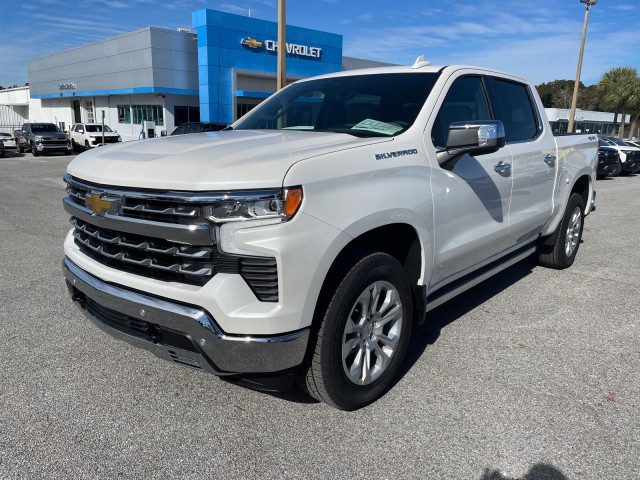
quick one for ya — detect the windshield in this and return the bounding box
[85,125,113,133]
[234,73,440,137]
[606,137,628,146]
[31,124,60,134]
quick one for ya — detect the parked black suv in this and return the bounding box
[597,140,621,179]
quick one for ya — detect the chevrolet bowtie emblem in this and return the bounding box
[85,193,118,215]
[241,37,263,49]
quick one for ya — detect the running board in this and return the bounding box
[425,245,537,313]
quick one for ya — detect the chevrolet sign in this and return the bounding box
[240,37,321,59]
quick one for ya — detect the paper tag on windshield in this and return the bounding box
[353,119,403,135]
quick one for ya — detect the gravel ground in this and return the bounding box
[0,151,638,479]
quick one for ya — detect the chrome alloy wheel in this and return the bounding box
[342,280,403,386]
[565,206,582,258]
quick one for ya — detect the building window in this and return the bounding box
[174,106,200,126]
[131,104,164,126]
[85,101,95,123]
[117,104,163,126]
[118,105,131,124]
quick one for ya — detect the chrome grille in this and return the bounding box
[71,217,215,281]
[64,174,279,301]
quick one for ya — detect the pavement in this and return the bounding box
[0,149,638,479]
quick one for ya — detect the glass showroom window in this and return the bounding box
[117,105,164,126]
[118,105,131,124]
[131,105,164,126]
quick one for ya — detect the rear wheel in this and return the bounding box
[299,250,413,410]
[537,192,585,269]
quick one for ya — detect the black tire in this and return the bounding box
[609,161,622,177]
[71,139,77,152]
[537,192,585,269]
[17,145,23,153]
[31,142,39,157]
[84,140,90,150]
[299,250,413,410]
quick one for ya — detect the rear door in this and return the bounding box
[487,76,556,246]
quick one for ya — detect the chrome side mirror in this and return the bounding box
[437,120,506,168]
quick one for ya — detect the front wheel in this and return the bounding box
[610,161,622,177]
[299,250,413,410]
[17,144,23,153]
[31,142,39,157]
[537,192,585,269]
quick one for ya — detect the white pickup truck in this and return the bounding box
[63,62,597,410]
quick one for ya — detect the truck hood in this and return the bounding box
[67,130,391,190]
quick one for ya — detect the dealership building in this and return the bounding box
[13,8,388,140]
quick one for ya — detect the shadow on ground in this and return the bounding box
[481,463,568,480]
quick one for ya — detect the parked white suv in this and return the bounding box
[70,123,121,150]
[599,135,640,175]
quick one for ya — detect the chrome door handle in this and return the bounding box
[544,154,556,167]
[494,161,511,176]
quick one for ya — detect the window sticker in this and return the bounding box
[353,119,404,135]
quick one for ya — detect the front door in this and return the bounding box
[72,100,81,123]
[426,74,514,290]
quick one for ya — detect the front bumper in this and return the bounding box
[37,142,71,152]
[63,257,309,375]
[622,159,640,174]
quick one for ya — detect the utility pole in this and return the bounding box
[568,0,597,133]
[277,0,286,91]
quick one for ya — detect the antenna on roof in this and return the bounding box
[411,55,431,69]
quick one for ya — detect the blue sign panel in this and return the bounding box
[192,8,343,124]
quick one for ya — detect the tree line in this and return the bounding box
[537,67,640,138]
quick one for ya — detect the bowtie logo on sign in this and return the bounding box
[241,37,264,49]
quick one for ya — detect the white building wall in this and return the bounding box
[0,87,30,133]
[29,97,74,131]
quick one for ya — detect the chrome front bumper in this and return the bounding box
[63,257,309,375]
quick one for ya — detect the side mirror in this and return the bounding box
[160,130,167,137]
[437,120,506,168]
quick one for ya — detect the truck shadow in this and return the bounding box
[397,256,537,382]
[480,463,567,480]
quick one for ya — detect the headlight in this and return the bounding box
[204,187,302,223]
[212,187,303,256]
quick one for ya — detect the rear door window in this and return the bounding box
[488,78,539,143]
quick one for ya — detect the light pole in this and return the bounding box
[568,0,597,133]
[277,0,286,91]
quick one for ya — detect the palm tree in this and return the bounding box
[598,67,640,137]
